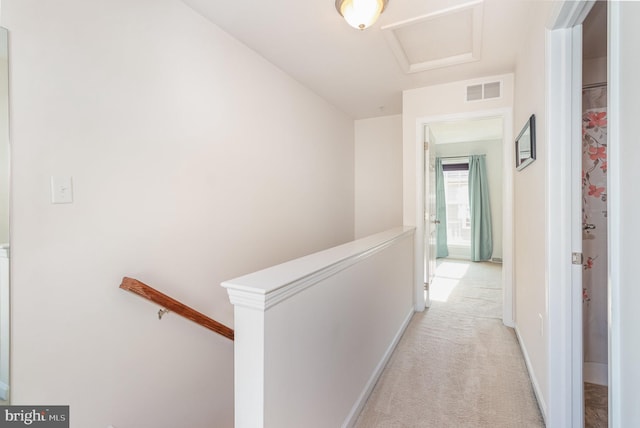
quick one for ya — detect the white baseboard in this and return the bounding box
[584,362,608,386]
[342,307,415,428]
[515,326,547,424]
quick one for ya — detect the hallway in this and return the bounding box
[355,260,544,427]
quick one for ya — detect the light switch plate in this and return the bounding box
[51,176,73,204]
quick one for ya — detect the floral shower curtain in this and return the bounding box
[582,85,608,372]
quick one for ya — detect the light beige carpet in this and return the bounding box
[354,260,544,428]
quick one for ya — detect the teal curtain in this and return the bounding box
[468,155,493,261]
[435,158,449,258]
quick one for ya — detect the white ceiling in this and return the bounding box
[181,0,545,119]
[429,116,503,144]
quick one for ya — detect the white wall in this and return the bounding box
[583,57,606,87]
[612,2,640,425]
[1,0,354,426]
[435,139,503,260]
[512,2,552,416]
[354,115,402,239]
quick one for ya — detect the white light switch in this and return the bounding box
[51,176,73,204]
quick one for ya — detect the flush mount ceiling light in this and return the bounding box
[335,0,389,30]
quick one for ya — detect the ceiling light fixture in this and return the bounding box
[335,0,389,30]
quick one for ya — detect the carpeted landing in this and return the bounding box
[354,260,544,428]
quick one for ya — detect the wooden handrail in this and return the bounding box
[120,277,234,341]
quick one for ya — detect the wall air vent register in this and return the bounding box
[466,81,502,102]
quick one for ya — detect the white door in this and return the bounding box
[424,126,437,306]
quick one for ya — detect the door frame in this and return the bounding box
[545,1,620,427]
[607,3,621,425]
[423,125,435,308]
[545,19,584,426]
[414,107,514,327]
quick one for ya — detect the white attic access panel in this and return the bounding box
[382,0,484,73]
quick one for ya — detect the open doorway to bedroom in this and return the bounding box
[424,116,506,316]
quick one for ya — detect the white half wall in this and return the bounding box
[223,227,415,428]
[355,115,403,239]
[1,0,355,426]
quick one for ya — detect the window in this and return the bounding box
[443,166,470,247]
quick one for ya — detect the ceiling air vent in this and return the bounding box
[466,81,502,102]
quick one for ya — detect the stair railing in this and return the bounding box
[120,277,234,341]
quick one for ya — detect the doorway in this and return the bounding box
[430,118,503,262]
[546,1,617,426]
[420,110,514,327]
[581,2,608,426]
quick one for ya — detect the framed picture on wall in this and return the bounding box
[515,114,536,170]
